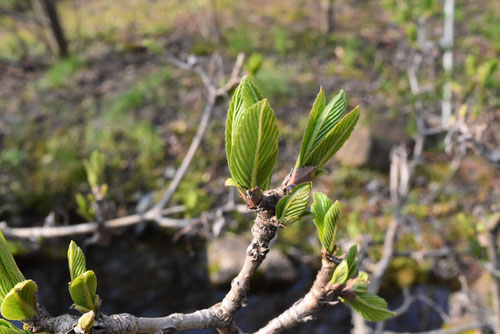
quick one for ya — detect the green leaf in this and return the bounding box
[0,325,25,334]
[224,178,240,187]
[275,182,312,225]
[69,271,98,313]
[297,89,346,167]
[0,232,25,303]
[68,241,87,282]
[0,320,16,329]
[76,310,95,334]
[302,106,360,168]
[353,271,370,293]
[0,319,27,334]
[1,280,37,320]
[331,260,349,285]
[297,87,327,167]
[311,192,333,241]
[346,245,358,280]
[228,99,279,190]
[322,201,340,254]
[226,77,263,166]
[343,291,395,322]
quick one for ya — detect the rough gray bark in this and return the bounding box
[255,256,337,334]
[27,212,278,334]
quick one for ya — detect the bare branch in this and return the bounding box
[26,195,280,334]
[0,204,248,240]
[254,256,337,334]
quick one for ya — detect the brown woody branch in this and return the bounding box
[23,162,326,334]
[26,191,282,334]
[254,255,339,334]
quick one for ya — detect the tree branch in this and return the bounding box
[0,204,249,239]
[26,193,282,334]
[254,255,337,334]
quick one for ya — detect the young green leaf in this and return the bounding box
[353,271,370,293]
[331,260,349,285]
[76,310,95,334]
[298,89,344,168]
[0,327,24,334]
[69,270,99,313]
[0,280,37,321]
[321,201,341,254]
[68,241,86,282]
[226,76,263,166]
[311,192,333,240]
[228,99,279,190]
[302,106,360,168]
[342,291,395,322]
[0,232,25,303]
[346,245,358,280]
[0,319,26,334]
[275,182,312,225]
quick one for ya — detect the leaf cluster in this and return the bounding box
[67,241,99,314]
[332,246,395,322]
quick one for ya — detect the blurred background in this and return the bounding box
[0,0,499,333]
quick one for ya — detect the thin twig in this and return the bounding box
[147,53,244,220]
[254,256,338,334]
[0,204,248,240]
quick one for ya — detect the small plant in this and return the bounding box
[0,77,393,333]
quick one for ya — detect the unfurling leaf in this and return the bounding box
[331,245,358,285]
[302,106,360,168]
[312,193,332,239]
[75,310,95,334]
[0,319,26,334]
[275,182,312,225]
[341,291,395,322]
[226,76,263,167]
[322,201,340,254]
[311,193,340,254]
[69,270,99,313]
[295,87,359,172]
[0,232,25,303]
[227,98,279,190]
[68,241,87,282]
[298,88,342,168]
[345,245,358,280]
[352,271,370,293]
[0,280,37,320]
[331,260,348,285]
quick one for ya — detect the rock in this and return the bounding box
[207,235,297,286]
[260,246,297,283]
[207,235,247,286]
